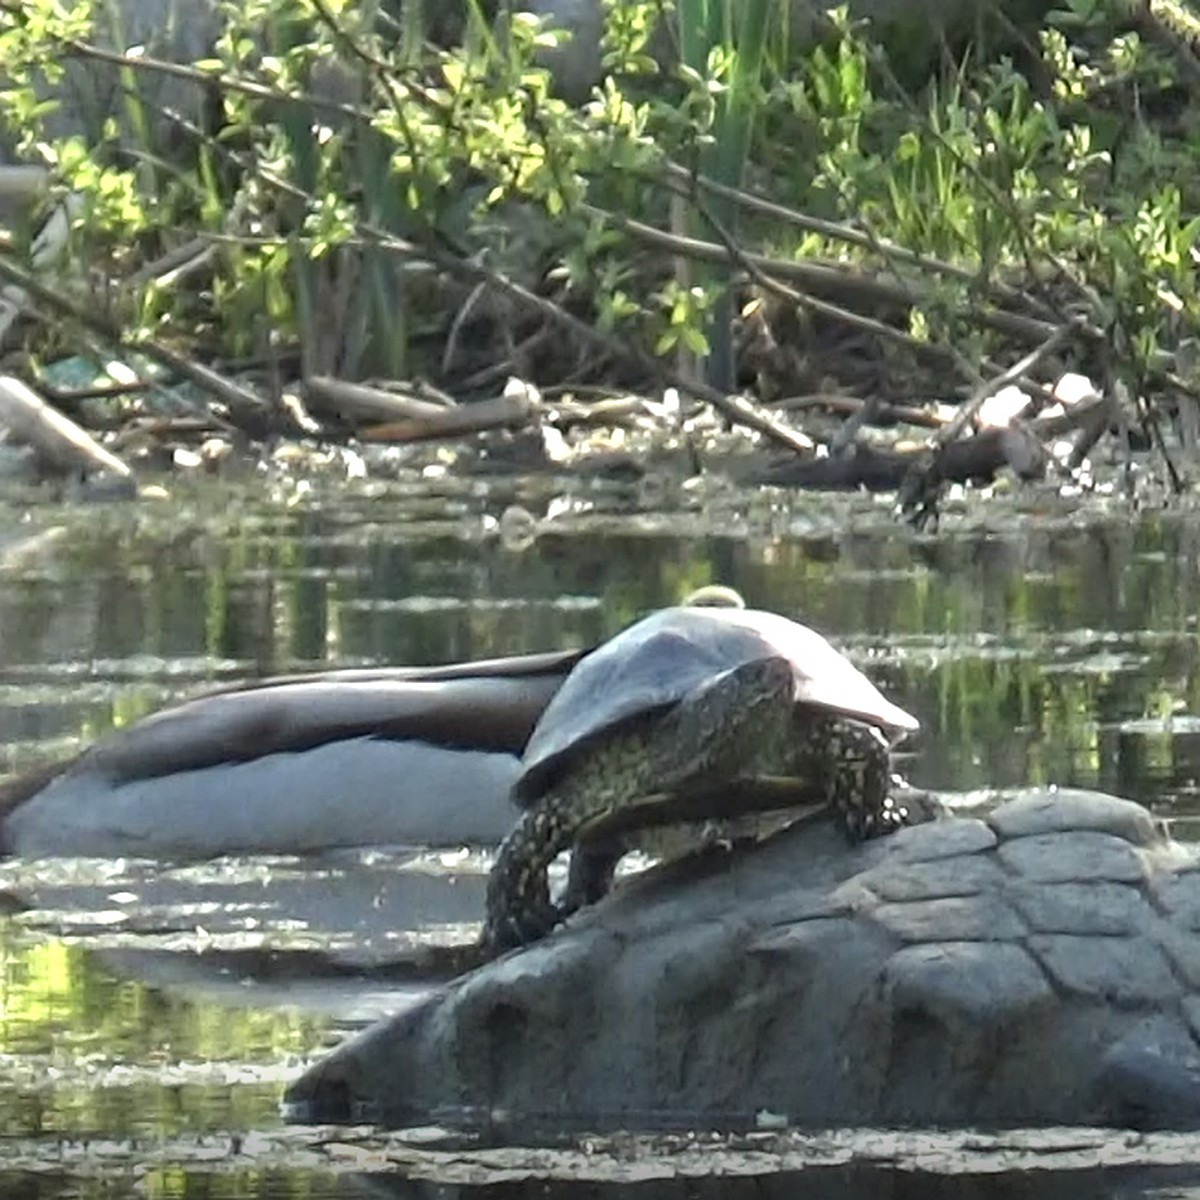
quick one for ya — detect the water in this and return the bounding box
[2,477,1200,1194]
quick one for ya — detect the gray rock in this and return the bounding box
[1009,881,1157,936]
[1152,922,1200,990]
[1028,934,1181,1006]
[870,895,1027,942]
[1099,1016,1200,1128]
[1150,868,1200,928]
[988,789,1165,846]
[856,853,1005,902]
[284,789,1200,1132]
[997,831,1150,885]
[882,941,1054,1025]
[881,816,997,862]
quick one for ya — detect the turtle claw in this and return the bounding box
[864,793,910,838]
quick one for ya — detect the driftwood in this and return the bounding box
[754,425,1045,492]
[302,377,457,426]
[357,382,540,444]
[756,386,1113,493]
[0,375,135,486]
[771,392,945,430]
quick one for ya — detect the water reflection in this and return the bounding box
[0,934,319,1140]
[1,488,1199,817]
[2,484,1200,1195]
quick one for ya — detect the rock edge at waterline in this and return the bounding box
[285,789,1200,1133]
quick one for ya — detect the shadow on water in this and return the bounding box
[3,481,1200,1193]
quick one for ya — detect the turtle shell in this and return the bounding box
[514,605,918,806]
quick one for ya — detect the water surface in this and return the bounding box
[2,477,1200,1193]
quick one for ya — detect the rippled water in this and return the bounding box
[2,477,1200,1195]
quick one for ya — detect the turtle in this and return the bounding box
[480,602,919,953]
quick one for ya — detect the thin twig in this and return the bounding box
[580,202,1062,347]
[659,162,1063,326]
[232,165,816,453]
[936,320,1083,447]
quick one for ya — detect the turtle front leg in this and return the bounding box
[560,837,626,919]
[481,807,567,954]
[817,718,895,841]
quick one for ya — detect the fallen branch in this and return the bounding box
[756,385,1112,493]
[583,202,1067,349]
[659,161,1064,326]
[0,375,135,485]
[755,425,1046,491]
[769,392,945,430]
[303,376,456,426]
[358,381,538,443]
[897,322,1087,523]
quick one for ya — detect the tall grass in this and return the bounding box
[677,0,776,391]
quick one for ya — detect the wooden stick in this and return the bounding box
[0,375,133,481]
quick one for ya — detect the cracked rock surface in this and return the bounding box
[285,790,1200,1132]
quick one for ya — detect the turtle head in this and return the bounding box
[682,584,745,609]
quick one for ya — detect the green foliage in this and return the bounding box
[653,278,712,355]
[673,0,776,388]
[759,1,1200,383]
[1,0,1200,400]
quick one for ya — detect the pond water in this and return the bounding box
[2,475,1200,1196]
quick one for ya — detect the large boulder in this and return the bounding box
[285,789,1200,1132]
